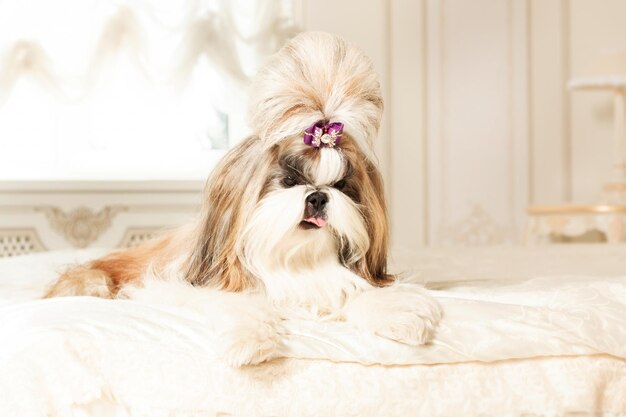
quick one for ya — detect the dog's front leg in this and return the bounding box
[125,281,282,367]
[207,291,283,367]
[343,283,442,346]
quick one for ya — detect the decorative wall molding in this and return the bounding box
[388,0,428,249]
[0,190,200,253]
[425,0,530,246]
[440,205,511,246]
[36,206,128,248]
[118,227,162,248]
[0,229,46,257]
[529,0,572,204]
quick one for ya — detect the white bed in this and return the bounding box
[0,246,625,417]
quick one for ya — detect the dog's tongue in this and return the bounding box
[304,217,327,228]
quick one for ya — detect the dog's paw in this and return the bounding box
[217,320,281,367]
[343,284,442,346]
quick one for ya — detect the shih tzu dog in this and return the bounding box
[45,31,441,366]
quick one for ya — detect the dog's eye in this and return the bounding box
[333,179,346,190]
[282,176,297,187]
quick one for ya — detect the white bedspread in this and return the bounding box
[1,246,625,416]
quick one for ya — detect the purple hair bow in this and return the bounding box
[303,121,343,148]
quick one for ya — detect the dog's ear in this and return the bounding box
[185,137,271,291]
[349,157,393,286]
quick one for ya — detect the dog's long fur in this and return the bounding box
[45,32,441,366]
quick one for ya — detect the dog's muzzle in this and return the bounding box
[302,191,328,228]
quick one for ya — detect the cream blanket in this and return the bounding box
[0,247,625,416]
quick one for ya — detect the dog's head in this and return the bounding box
[186,32,391,291]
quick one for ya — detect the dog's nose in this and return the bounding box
[306,192,328,211]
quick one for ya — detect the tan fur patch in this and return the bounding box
[44,267,115,298]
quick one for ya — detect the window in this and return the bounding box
[0,0,296,181]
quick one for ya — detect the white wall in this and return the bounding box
[303,0,626,248]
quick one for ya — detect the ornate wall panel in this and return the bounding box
[0,229,46,257]
[0,182,201,255]
[425,0,529,245]
[380,0,624,247]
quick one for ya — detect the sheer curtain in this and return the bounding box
[0,0,297,181]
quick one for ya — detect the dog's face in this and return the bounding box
[241,137,370,275]
[186,134,390,291]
